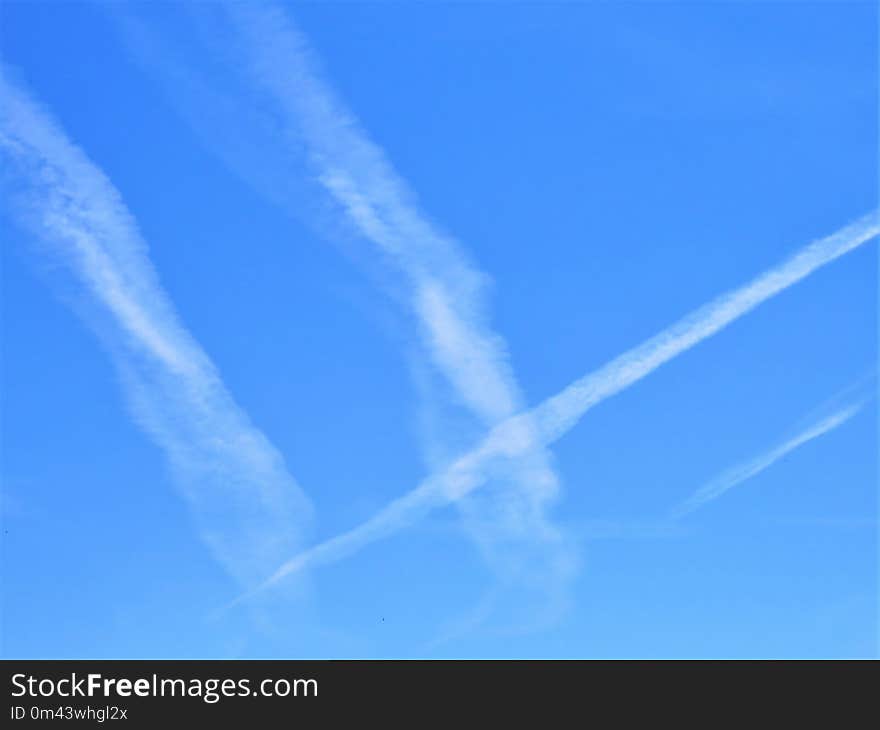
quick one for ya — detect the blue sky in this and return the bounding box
[1,1,877,659]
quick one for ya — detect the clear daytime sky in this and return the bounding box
[1,1,877,659]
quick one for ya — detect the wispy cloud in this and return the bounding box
[118,2,576,607]
[0,70,313,588]
[671,401,867,519]
[243,212,877,598]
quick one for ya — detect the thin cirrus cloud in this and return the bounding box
[241,212,878,600]
[116,1,577,603]
[670,399,867,519]
[0,69,314,589]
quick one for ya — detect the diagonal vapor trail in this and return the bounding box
[237,211,878,601]
[0,70,314,588]
[671,400,867,519]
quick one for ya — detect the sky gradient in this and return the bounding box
[1,1,877,658]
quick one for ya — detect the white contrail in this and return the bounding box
[118,2,576,596]
[531,215,878,442]
[671,401,866,519]
[238,211,877,600]
[221,3,574,593]
[0,71,314,588]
